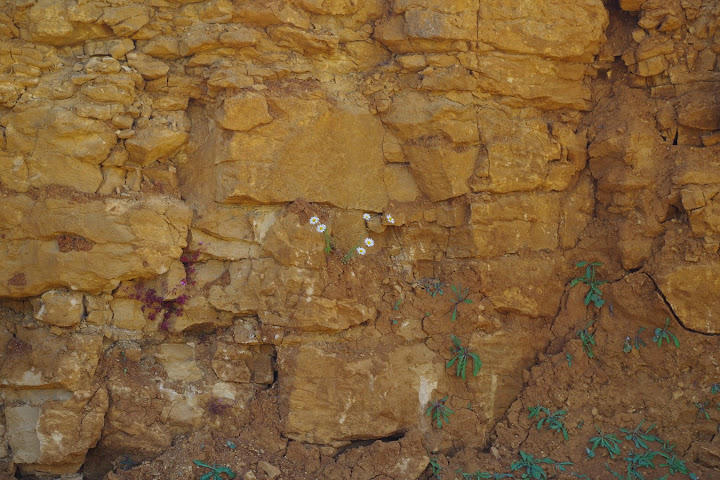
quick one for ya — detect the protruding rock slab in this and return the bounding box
[0,194,192,297]
[477,0,608,61]
[196,85,390,210]
[278,342,445,445]
[0,327,103,391]
[655,262,720,334]
[4,388,108,476]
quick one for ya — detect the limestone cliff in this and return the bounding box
[0,0,719,478]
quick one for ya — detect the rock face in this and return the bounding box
[0,0,719,478]
[0,194,192,297]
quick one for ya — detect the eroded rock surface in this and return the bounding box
[0,0,719,478]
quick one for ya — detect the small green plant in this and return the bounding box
[509,451,572,480]
[653,318,679,348]
[566,353,572,367]
[570,261,606,308]
[429,457,443,478]
[448,284,472,321]
[620,421,659,450]
[528,404,569,440]
[426,397,454,428]
[446,335,482,381]
[587,426,623,459]
[193,460,235,480]
[418,278,445,298]
[711,382,720,394]
[576,321,596,358]
[695,401,711,420]
[658,454,688,475]
[623,327,647,353]
[605,450,659,480]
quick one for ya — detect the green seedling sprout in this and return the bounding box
[509,451,572,480]
[528,404,569,441]
[605,450,659,480]
[429,457,443,478]
[428,281,444,297]
[193,460,235,480]
[695,401,711,420]
[711,383,720,394]
[570,261,607,308]
[426,397,454,428]
[659,454,688,475]
[448,284,472,321]
[620,421,659,450]
[576,321,596,358]
[624,327,647,353]
[587,426,623,459]
[446,335,482,381]
[566,353,573,367]
[653,318,679,348]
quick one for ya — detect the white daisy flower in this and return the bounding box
[364,238,374,247]
[317,224,327,233]
[356,247,366,255]
[363,213,371,220]
[385,214,395,224]
[309,216,320,225]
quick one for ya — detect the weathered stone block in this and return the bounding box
[279,342,445,445]
[478,0,608,62]
[0,194,192,297]
[404,7,476,41]
[110,299,147,330]
[216,91,273,131]
[0,328,103,391]
[468,193,561,257]
[126,53,169,80]
[125,117,189,166]
[33,290,84,328]
[655,263,720,333]
[207,89,390,210]
[474,53,591,110]
[405,142,477,202]
[7,388,108,476]
[155,344,203,382]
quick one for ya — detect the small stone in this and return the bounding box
[258,461,281,479]
[216,91,273,131]
[33,290,84,328]
[126,52,169,80]
[701,132,720,147]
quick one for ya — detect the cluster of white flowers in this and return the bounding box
[362,212,395,224]
[310,216,327,233]
[308,213,389,260]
